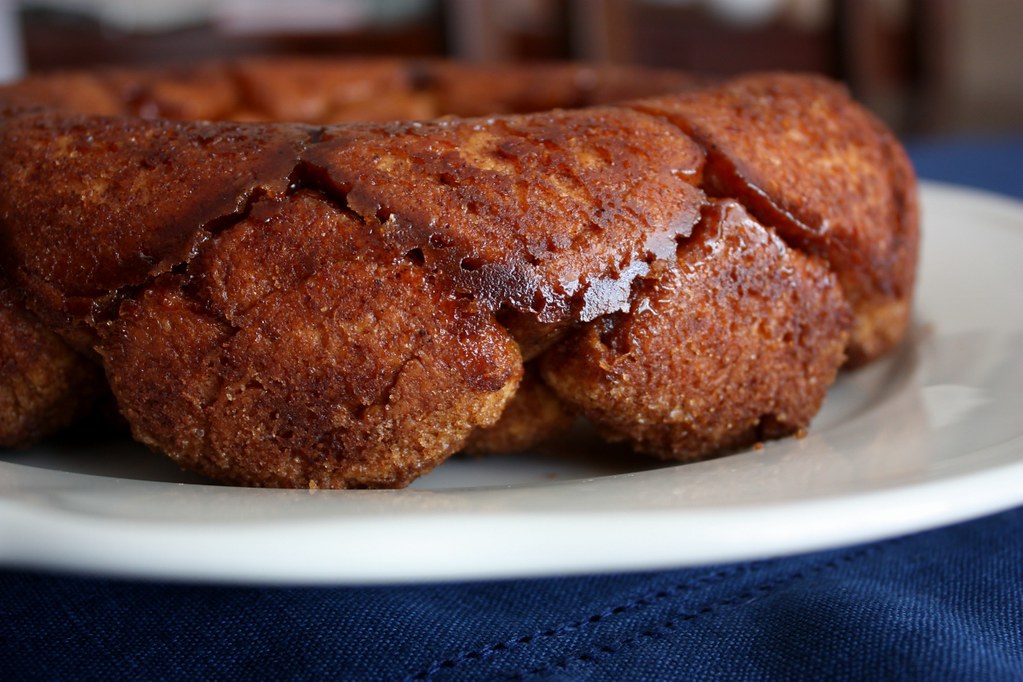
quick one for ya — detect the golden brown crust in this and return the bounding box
[0,58,702,122]
[101,191,522,488]
[0,59,918,486]
[630,73,918,364]
[0,289,105,447]
[302,107,705,325]
[463,368,574,456]
[540,200,851,459]
[231,58,436,123]
[0,111,308,339]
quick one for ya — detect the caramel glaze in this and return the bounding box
[632,73,918,366]
[541,200,851,460]
[0,59,917,487]
[102,191,521,488]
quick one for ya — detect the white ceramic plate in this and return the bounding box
[2,182,1022,584]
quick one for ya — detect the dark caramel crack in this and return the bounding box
[623,74,917,365]
[300,106,706,326]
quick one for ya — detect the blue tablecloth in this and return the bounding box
[3,137,1022,681]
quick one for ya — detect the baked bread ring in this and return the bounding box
[0,59,917,487]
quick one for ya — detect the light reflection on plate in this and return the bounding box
[1,182,1021,584]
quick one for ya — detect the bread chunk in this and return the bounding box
[0,289,105,447]
[101,192,521,488]
[632,73,918,364]
[0,61,918,486]
[541,200,850,459]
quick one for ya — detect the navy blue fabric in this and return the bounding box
[906,135,1023,199]
[2,138,1022,681]
[3,509,1023,680]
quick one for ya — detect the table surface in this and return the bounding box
[2,136,1022,681]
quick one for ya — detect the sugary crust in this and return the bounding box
[0,59,918,487]
[0,58,702,122]
[540,200,851,459]
[100,191,522,488]
[0,289,105,447]
[463,368,573,456]
[631,73,918,364]
[0,112,308,338]
[302,107,705,325]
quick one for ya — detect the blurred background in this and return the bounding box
[0,0,1020,136]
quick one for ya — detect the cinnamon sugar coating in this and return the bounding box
[541,200,851,459]
[632,73,918,365]
[0,59,918,487]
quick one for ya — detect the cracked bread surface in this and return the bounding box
[540,200,851,460]
[0,59,917,487]
[631,73,918,365]
[101,191,521,489]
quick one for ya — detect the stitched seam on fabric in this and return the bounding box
[404,561,770,681]
[512,537,906,681]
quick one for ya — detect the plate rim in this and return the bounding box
[2,180,1022,584]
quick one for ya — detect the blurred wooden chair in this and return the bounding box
[443,0,953,133]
